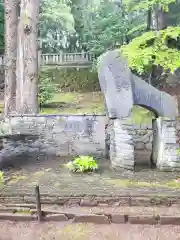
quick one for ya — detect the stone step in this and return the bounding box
[0,205,180,224]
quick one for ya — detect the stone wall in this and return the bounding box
[1,114,180,171]
[106,120,153,166]
[107,118,180,170]
[133,123,153,166]
[2,115,153,161]
[0,115,106,168]
[157,120,180,170]
[109,119,134,170]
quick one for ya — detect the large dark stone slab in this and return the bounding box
[98,51,133,118]
[98,50,178,118]
[131,74,178,117]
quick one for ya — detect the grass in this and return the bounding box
[40,92,104,114]
[40,91,154,123]
[14,208,31,214]
[105,178,180,189]
[0,91,154,123]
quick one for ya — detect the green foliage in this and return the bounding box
[129,106,155,124]
[39,0,74,53]
[177,148,180,155]
[40,67,99,92]
[0,121,11,136]
[64,156,98,173]
[126,0,176,12]
[0,171,4,184]
[82,0,146,58]
[83,2,126,56]
[121,26,180,74]
[38,71,57,105]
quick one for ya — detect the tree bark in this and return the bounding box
[16,0,40,114]
[148,5,167,86]
[151,5,166,30]
[4,0,18,116]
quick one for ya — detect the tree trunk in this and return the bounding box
[148,5,166,86]
[151,5,167,30]
[16,0,40,114]
[147,9,151,30]
[4,0,18,116]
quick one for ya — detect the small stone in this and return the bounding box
[44,214,68,221]
[128,215,158,225]
[98,203,110,207]
[24,196,36,203]
[73,214,110,224]
[55,198,68,205]
[114,202,120,207]
[80,199,98,207]
[111,214,126,224]
[0,213,36,221]
[67,198,81,206]
[4,196,24,203]
[41,197,57,204]
[159,216,180,225]
[118,197,131,206]
[131,197,150,206]
[5,203,36,209]
[97,197,116,205]
[64,213,76,219]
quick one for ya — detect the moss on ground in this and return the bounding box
[40,92,104,114]
[0,91,154,123]
[106,178,180,189]
[40,91,154,123]
[40,67,99,92]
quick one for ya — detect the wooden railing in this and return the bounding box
[0,52,95,68]
[40,52,94,66]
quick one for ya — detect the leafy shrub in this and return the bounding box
[177,148,180,155]
[121,26,180,74]
[64,155,98,173]
[38,72,57,105]
[0,171,4,184]
[0,120,12,136]
[39,67,99,92]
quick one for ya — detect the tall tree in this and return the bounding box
[121,0,180,86]
[4,0,18,116]
[16,0,40,114]
[39,0,74,53]
[75,0,146,57]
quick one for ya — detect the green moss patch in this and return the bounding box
[106,178,180,189]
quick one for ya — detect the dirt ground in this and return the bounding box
[1,221,180,240]
[2,155,180,197]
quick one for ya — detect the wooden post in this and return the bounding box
[38,50,41,70]
[35,185,42,222]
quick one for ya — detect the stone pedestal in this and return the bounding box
[110,119,134,170]
[157,120,180,171]
[108,117,180,171]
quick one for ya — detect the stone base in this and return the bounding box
[112,165,134,171]
[109,119,134,170]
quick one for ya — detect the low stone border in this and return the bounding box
[0,208,180,225]
[0,194,180,207]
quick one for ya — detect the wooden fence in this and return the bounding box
[0,52,95,68]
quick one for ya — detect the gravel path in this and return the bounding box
[1,221,180,240]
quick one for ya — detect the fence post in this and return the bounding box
[38,50,41,70]
[35,185,42,222]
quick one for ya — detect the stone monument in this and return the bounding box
[98,50,178,170]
